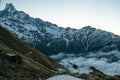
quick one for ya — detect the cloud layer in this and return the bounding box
[51,51,120,75]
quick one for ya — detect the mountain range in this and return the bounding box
[0,3,120,56]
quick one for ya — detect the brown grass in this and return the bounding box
[0,25,64,80]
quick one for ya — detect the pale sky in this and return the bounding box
[0,0,120,35]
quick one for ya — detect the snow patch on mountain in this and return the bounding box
[63,38,69,48]
[47,75,83,80]
[0,3,120,55]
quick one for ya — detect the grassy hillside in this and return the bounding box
[0,25,64,80]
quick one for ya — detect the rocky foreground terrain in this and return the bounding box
[0,25,64,80]
[69,66,120,80]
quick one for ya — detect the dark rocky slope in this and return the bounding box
[0,25,64,80]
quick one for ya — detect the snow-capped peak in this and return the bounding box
[4,3,16,14]
[0,3,120,55]
[80,26,96,31]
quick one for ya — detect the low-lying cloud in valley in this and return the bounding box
[51,50,120,75]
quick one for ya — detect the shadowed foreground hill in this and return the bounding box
[0,25,64,80]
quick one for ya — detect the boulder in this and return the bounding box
[5,53,22,64]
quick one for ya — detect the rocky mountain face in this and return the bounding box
[0,25,64,79]
[0,3,120,55]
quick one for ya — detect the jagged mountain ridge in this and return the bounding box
[0,25,64,79]
[0,3,120,55]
